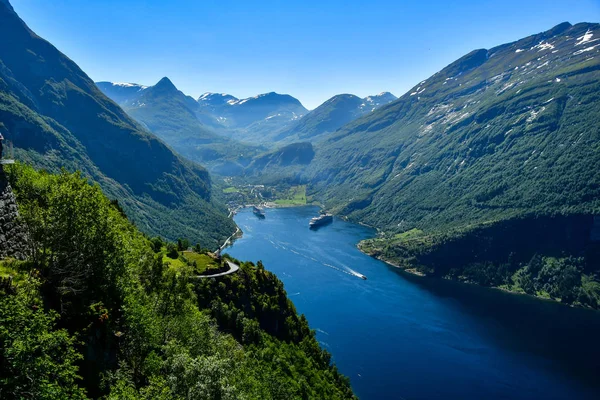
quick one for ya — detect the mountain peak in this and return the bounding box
[154,76,177,91]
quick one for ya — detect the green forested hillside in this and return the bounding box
[244,142,315,183]
[0,2,235,248]
[0,163,355,399]
[308,22,600,232]
[360,215,600,308]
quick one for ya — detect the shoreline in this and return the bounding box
[263,202,320,209]
[356,241,597,310]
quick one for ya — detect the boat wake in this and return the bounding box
[273,240,367,280]
[344,266,368,280]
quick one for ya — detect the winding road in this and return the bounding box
[193,261,240,279]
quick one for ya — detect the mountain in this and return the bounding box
[276,92,397,142]
[0,0,235,247]
[197,91,308,144]
[362,91,397,111]
[95,81,148,104]
[308,22,600,231]
[197,91,239,111]
[244,142,315,183]
[98,78,260,172]
[120,77,228,148]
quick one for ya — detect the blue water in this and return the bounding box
[227,206,600,400]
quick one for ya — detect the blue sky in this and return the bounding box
[11,0,600,109]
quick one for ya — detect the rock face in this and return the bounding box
[0,168,29,259]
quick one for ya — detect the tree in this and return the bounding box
[166,243,179,259]
[0,279,87,399]
[177,238,190,252]
[151,237,164,253]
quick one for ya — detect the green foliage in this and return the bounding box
[177,238,190,252]
[0,277,87,399]
[181,252,220,274]
[361,215,600,308]
[274,185,308,206]
[1,163,356,399]
[195,256,355,398]
[151,237,164,253]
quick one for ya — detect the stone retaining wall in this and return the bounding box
[0,168,29,260]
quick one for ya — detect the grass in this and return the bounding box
[182,251,220,274]
[162,250,222,274]
[222,187,239,193]
[274,185,307,205]
[392,228,425,241]
[162,253,187,269]
[0,259,28,287]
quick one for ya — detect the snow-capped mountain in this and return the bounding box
[197,92,239,110]
[95,81,148,105]
[360,92,398,112]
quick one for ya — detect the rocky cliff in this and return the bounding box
[0,168,28,259]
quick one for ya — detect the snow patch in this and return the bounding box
[573,45,599,55]
[527,106,546,123]
[515,49,525,53]
[112,82,146,89]
[531,41,555,51]
[576,29,594,46]
[536,61,550,69]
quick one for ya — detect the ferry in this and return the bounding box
[309,213,333,229]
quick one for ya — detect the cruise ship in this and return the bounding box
[309,213,333,229]
[252,205,265,218]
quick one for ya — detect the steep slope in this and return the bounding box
[276,92,397,142]
[309,22,600,231]
[244,142,315,183]
[0,0,235,247]
[1,163,356,398]
[198,91,308,144]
